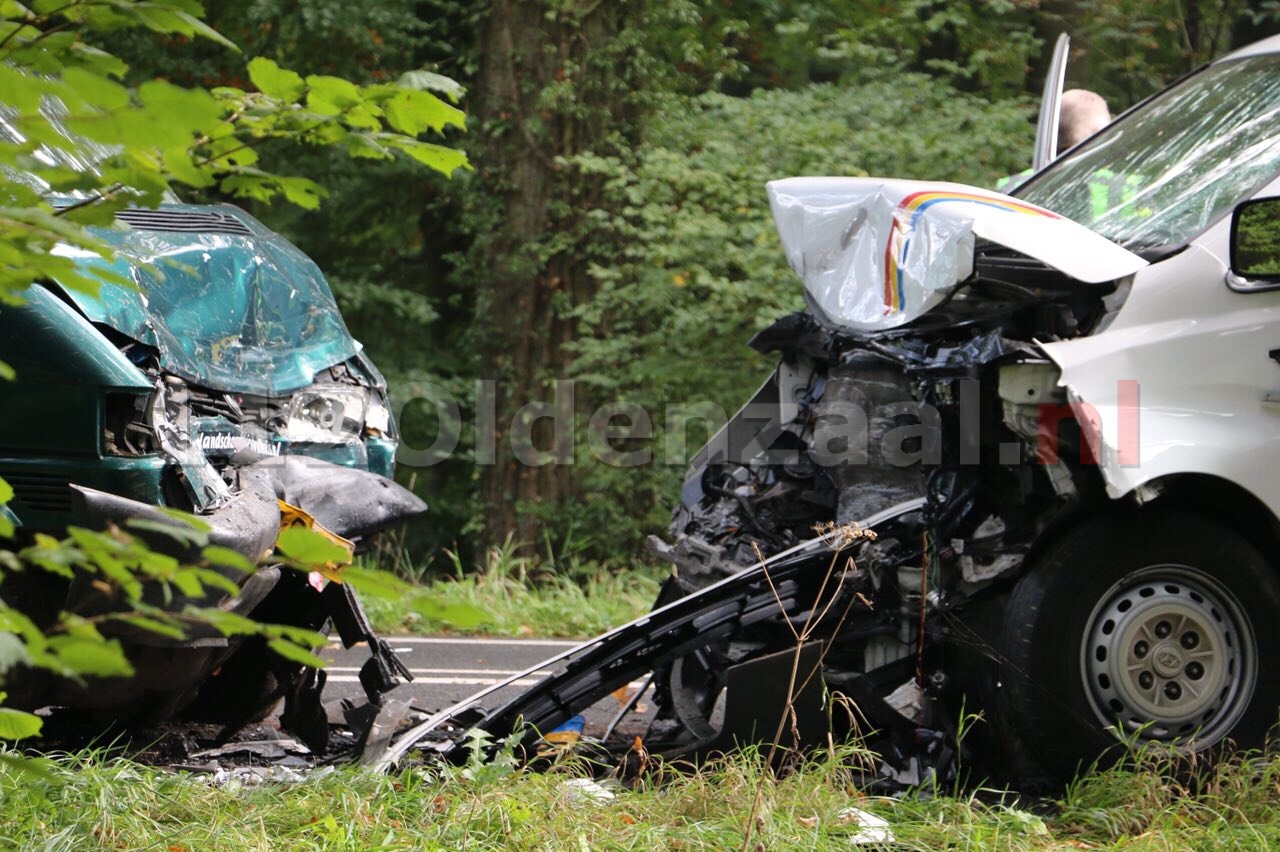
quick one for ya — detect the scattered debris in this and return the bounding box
[560,777,617,804]
[203,764,320,787]
[836,807,894,844]
[190,738,311,761]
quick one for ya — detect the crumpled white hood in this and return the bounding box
[767,177,1148,331]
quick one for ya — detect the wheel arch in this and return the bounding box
[1001,472,1280,599]
[1132,473,1280,573]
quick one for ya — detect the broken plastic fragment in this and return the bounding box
[884,679,926,724]
[542,714,585,746]
[836,807,894,844]
[561,777,617,804]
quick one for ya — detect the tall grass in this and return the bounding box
[361,536,662,638]
[7,743,1280,850]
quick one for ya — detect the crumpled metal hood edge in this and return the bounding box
[48,203,360,396]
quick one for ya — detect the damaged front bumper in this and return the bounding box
[13,456,425,752]
[367,500,950,784]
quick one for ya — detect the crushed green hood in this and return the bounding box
[50,203,359,396]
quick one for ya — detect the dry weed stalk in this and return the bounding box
[740,522,875,850]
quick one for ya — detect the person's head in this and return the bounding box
[1058,89,1111,151]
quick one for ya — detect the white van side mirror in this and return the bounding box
[1228,198,1280,292]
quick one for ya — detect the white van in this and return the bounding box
[648,33,1280,782]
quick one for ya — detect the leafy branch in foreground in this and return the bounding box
[0,0,471,756]
[0,0,469,305]
[0,515,348,744]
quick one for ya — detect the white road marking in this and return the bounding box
[376,636,580,647]
[327,675,547,686]
[326,667,527,676]
[327,673,651,691]
[322,636,648,699]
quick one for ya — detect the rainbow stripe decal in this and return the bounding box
[882,191,1059,314]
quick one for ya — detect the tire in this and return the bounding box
[994,510,1280,782]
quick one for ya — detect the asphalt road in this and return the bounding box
[321,635,654,741]
[323,635,578,708]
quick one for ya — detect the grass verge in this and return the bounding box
[361,542,663,638]
[6,743,1280,850]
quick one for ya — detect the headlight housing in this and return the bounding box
[285,386,368,442]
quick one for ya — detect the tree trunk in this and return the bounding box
[470,0,641,551]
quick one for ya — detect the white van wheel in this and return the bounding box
[1082,566,1256,745]
[994,510,1280,782]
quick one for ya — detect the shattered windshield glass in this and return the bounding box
[51,204,359,396]
[1018,54,1280,251]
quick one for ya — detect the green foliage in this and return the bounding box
[0,704,41,740]
[459,726,521,784]
[274,525,351,567]
[1047,1,1280,109]
[0,0,467,308]
[662,0,1042,97]
[0,520,286,745]
[826,0,1042,98]
[1235,200,1280,276]
[0,483,13,540]
[106,0,430,89]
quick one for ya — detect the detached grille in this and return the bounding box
[114,208,254,237]
[3,472,73,513]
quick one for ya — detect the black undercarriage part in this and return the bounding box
[370,498,927,773]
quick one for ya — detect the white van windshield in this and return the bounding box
[1018,55,1280,251]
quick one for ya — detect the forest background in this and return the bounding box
[109,0,1280,572]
